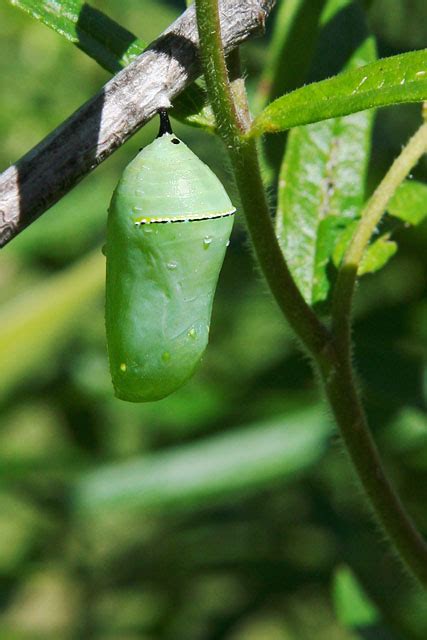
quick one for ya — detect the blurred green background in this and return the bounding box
[1,1,427,638]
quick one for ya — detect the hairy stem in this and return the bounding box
[321,347,427,588]
[196,0,427,589]
[333,120,427,350]
[329,115,427,588]
[195,0,331,357]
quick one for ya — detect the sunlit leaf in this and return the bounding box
[387,179,427,226]
[250,49,427,136]
[358,235,397,275]
[331,179,427,278]
[331,220,398,276]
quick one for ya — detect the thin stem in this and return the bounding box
[195,0,331,358]
[227,50,252,130]
[196,0,427,590]
[328,116,427,588]
[320,349,427,588]
[195,0,242,141]
[333,121,427,349]
[231,138,333,358]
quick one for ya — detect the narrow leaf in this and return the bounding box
[387,179,427,226]
[276,0,376,306]
[9,0,214,130]
[74,407,331,514]
[250,48,427,136]
[254,0,327,111]
[254,0,327,182]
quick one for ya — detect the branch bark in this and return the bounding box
[0,0,275,248]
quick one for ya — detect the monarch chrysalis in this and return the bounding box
[105,111,235,402]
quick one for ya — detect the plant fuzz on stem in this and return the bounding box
[195,0,427,589]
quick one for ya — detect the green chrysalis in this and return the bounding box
[105,111,235,402]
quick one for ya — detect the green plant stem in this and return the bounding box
[321,349,427,588]
[329,115,427,589]
[195,0,427,589]
[194,0,331,357]
[333,121,427,350]
[227,50,252,130]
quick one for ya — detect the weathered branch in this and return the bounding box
[0,0,275,248]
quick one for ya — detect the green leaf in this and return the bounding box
[250,48,427,136]
[358,234,397,275]
[276,0,376,306]
[333,565,379,629]
[330,179,427,280]
[312,217,352,303]
[355,179,427,276]
[387,179,427,225]
[332,222,397,276]
[330,179,427,279]
[253,0,327,183]
[10,0,147,72]
[254,0,327,112]
[9,0,214,131]
[331,220,358,268]
[357,238,397,277]
[74,406,331,514]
